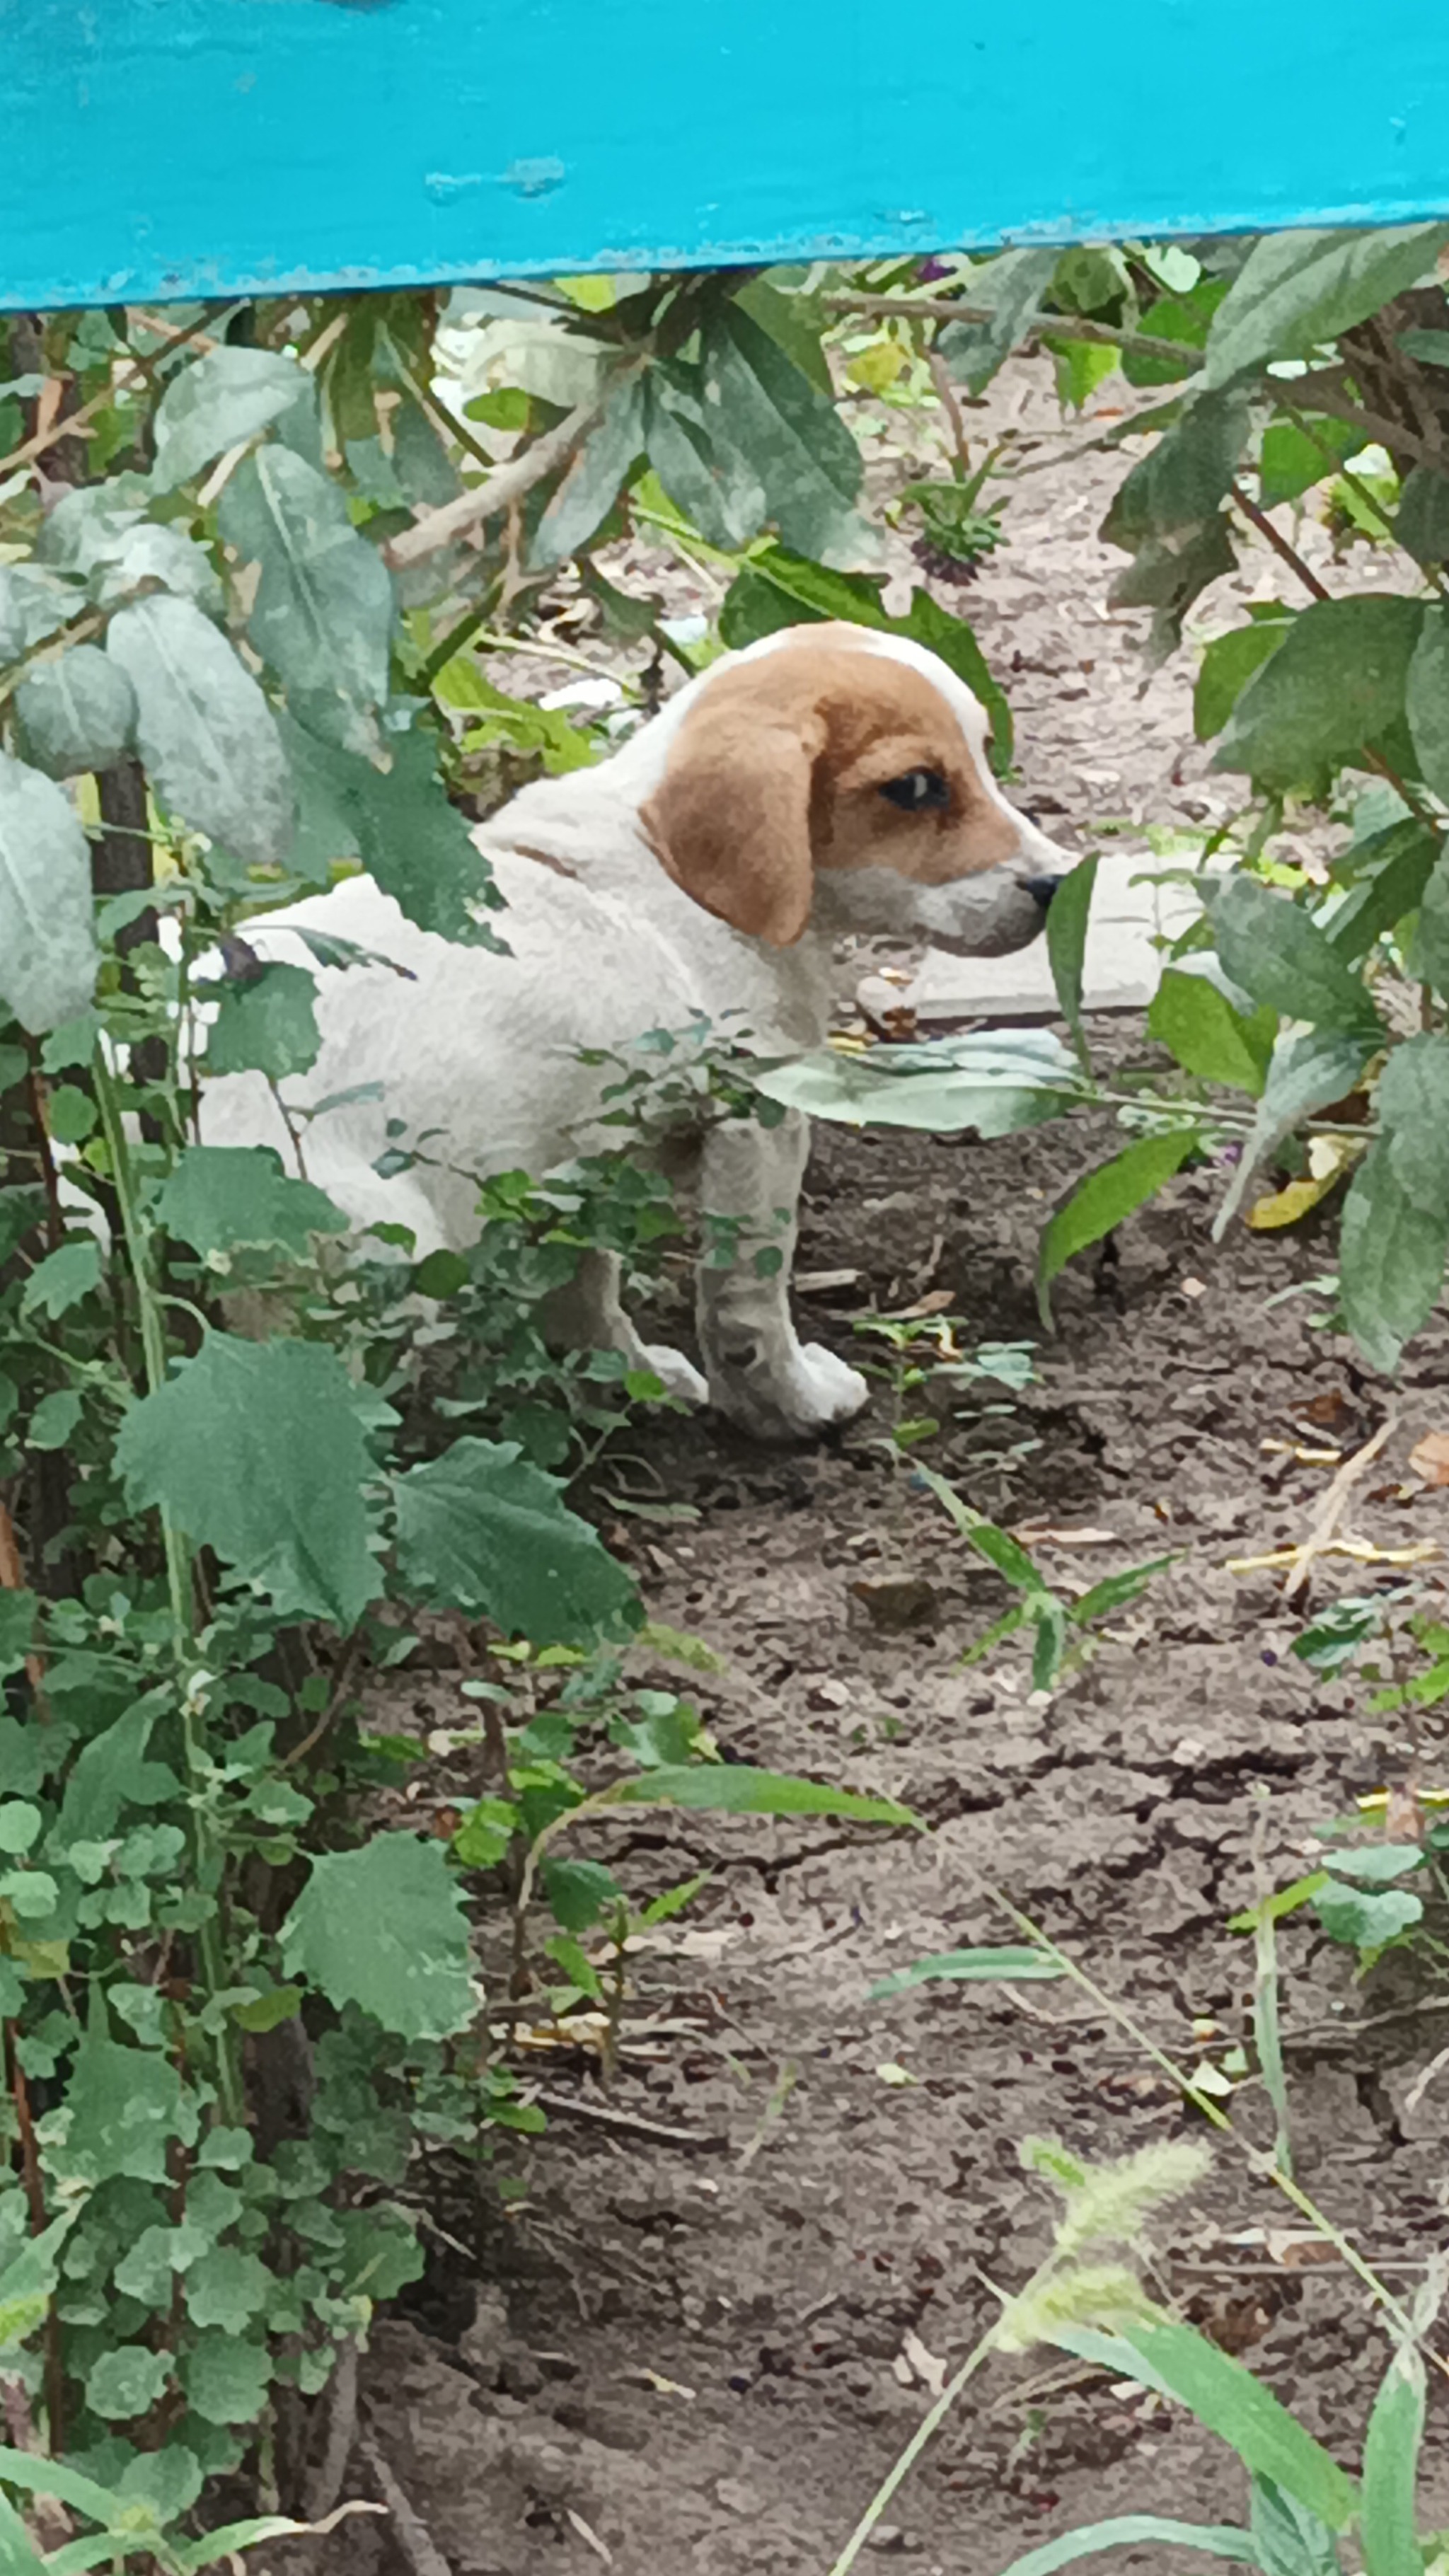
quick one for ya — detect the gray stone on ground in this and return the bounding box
[860,850,1201,1028]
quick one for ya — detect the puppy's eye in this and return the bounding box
[879,768,949,813]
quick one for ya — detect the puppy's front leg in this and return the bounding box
[541,1247,708,1409]
[696,1111,869,1443]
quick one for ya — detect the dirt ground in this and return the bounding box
[297,356,1449,2575]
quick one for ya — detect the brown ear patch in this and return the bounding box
[640,689,826,945]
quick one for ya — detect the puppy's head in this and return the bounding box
[638,625,1069,957]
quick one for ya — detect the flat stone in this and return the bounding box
[884,850,1201,1025]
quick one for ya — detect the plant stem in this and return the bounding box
[823,289,1187,365]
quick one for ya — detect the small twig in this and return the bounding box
[926,347,971,472]
[359,2428,456,2576]
[822,289,1179,366]
[1281,1414,1397,1601]
[383,391,616,572]
[0,1501,49,1714]
[306,2335,359,2524]
[282,1631,364,1769]
[527,2086,727,2152]
[737,2061,799,2171]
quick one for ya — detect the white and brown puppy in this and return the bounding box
[200,623,1068,1440]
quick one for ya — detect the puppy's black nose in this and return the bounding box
[1021,875,1061,911]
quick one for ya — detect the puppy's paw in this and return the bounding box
[640,1344,710,1409]
[710,1341,870,1443]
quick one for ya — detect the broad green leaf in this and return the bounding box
[751,1029,1082,1136]
[703,303,876,569]
[1397,466,1449,570]
[1121,277,1230,387]
[13,646,135,778]
[1213,1025,1376,1237]
[1250,2476,1344,2576]
[1377,1034,1449,1206]
[1050,338,1120,412]
[531,371,645,569]
[731,275,833,393]
[993,2517,1259,2576]
[0,1187,47,1267]
[24,1387,81,1450]
[390,1436,638,1646]
[1313,1881,1423,1948]
[0,560,82,658]
[1046,854,1096,1056]
[57,1698,170,1842]
[183,2330,271,2426]
[218,446,394,751]
[1326,1845,1426,1884]
[609,1764,918,1828]
[86,517,225,617]
[20,1236,100,1319]
[0,751,100,1034]
[1407,603,1449,804]
[281,1830,475,2039]
[1414,850,1449,995]
[1108,514,1237,663]
[541,1856,621,1931]
[1038,1131,1196,1322]
[60,2031,185,2185]
[0,2445,133,2524]
[1208,874,1381,1035]
[1361,2345,1426,2576]
[108,596,294,871]
[280,715,499,942]
[871,1947,1063,1997]
[1103,391,1250,541]
[1120,2317,1356,2529]
[153,1145,348,1259]
[645,371,765,551]
[204,961,320,1080]
[1339,1143,1449,1373]
[1216,596,1425,797]
[937,248,1061,394]
[0,1590,36,1682]
[0,2497,43,2576]
[1203,226,1449,387]
[1259,417,1358,507]
[1194,611,1293,741]
[183,2247,272,2333]
[115,1332,384,1630]
[85,2344,171,2422]
[151,345,318,491]
[1148,966,1274,1094]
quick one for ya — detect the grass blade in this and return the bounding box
[871,1948,1065,1998]
[993,2514,1260,2575]
[1045,852,1098,1066]
[1123,2319,1357,2531]
[612,1765,920,1829]
[1361,2343,1426,2576]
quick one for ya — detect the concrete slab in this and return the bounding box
[865,850,1203,1029]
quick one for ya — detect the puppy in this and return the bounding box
[200,623,1068,1441]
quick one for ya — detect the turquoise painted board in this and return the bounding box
[4,1,1449,311]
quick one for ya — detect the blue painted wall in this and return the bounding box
[4,0,1449,311]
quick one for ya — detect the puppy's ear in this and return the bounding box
[641,704,825,946]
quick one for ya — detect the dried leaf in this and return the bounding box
[1409,1431,1449,1488]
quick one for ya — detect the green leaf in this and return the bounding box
[390,1436,639,1646]
[703,303,875,569]
[85,2343,171,2422]
[1194,612,1293,741]
[1050,339,1120,412]
[184,2247,272,2333]
[1407,602,1449,804]
[1203,225,1449,387]
[1038,1131,1196,1322]
[1327,821,1441,964]
[992,2517,1260,2576]
[218,446,394,752]
[0,2444,131,2526]
[0,1591,36,1682]
[204,962,320,1080]
[1148,966,1274,1094]
[151,345,318,491]
[1361,2344,1426,2576]
[1215,596,1426,797]
[182,2330,271,2426]
[1377,1034,1449,1206]
[281,717,498,943]
[86,517,226,618]
[1213,1025,1376,1237]
[1326,1844,1426,1884]
[28,1385,82,1449]
[1103,391,1250,541]
[541,1856,620,1931]
[281,1831,475,2040]
[1108,514,1237,663]
[153,1145,347,1258]
[730,276,833,393]
[937,248,1060,393]
[871,1947,1063,1997]
[1046,855,1097,1056]
[0,560,82,659]
[545,1931,605,2001]
[751,1029,1082,1137]
[645,371,765,551]
[1312,1881,1423,1948]
[1121,2317,1356,2529]
[610,1764,918,1829]
[531,372,645,569]
[1259,417,1359,508]
[1249,2476,1344,2576]
[115,1333,383,1630]
[1208,874,1381,1034]
[0,751,100,1034]
[1069,1556,1177,1623]
[108,595,294,871]
[1339,1142,1449,1373]
[57,1699,170,1842]
[61,2032,185,2185]
[21,1237,100,1320]
[1396,466,1449,570]
[13,647,136,780]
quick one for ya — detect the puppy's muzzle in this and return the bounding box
[1020,875,1062,912]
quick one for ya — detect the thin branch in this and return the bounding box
[282,1631,364,1769]
[822,289,1186,365]
[383,391,613,572]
